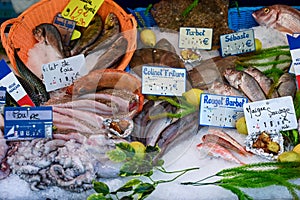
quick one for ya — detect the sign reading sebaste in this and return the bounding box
[199,93,248,128]
[220,29,255,57]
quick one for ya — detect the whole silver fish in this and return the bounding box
[208,81,245,97]
[277,73,297,98]
[252,4,300,34]
[223,68,266,102]
[244,67,278,98]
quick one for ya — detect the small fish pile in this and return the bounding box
[252,4,300,34]
[25,12,126,85]
[208,67,296,102]
[197,129,250,165]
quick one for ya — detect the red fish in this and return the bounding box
[205,129,250,156]
[252,4,300,34]
[197,142,245,165]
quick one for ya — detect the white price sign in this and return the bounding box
[243,96,298,134]
[199,93,248,128]
[42,54,85,91]
[142,66,186,96]
[179,27,213,50]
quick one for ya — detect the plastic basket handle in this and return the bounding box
[1,18,20,55]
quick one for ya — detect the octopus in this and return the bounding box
[6,132,126,192]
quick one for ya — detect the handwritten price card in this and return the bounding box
[62,0,104,27]
[199,93,248,128]
[220,29,255,57]
[243,96,298,134]
[179,27,213,50]
[42,54,85,92]
[142,66,186,96]
[4,106,53,140]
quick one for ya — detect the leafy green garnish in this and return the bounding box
[182,161,300,200]
[88,142,199,200]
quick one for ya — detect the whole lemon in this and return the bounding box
[235,117,248,135]
[182,88,204,107]
[255,38,262,51]
[278,151,300,162]
[293,143,300,154]
[130,141,146,159]
[140,29,156,47]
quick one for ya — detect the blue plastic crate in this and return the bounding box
[228,6,300,31]
[127,7,157,28]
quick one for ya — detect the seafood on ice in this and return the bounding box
[197,129,250,165]
[252,4,300,34]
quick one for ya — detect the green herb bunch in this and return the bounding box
[182,161,300,200]
[87,142,198,200]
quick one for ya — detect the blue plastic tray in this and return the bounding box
[228,6,300,31]
[127,7,157,28]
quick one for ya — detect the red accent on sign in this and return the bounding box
[17,95,35,107]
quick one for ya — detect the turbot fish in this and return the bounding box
[252,4,300,34]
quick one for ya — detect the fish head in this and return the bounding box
[104,13,118,30]
[252,5,279,28]
[33,26,45,43]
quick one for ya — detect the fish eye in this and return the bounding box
[263,8,270,13]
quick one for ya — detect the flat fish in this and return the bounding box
[197,142,245,165]
[252,4,300,34]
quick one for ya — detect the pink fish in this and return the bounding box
[197,142,245,165]
[252,4,300,34]
[205,129,250,156]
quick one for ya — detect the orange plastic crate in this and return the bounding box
[0,0,137,74]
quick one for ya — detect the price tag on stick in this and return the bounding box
[61,0,104,27]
